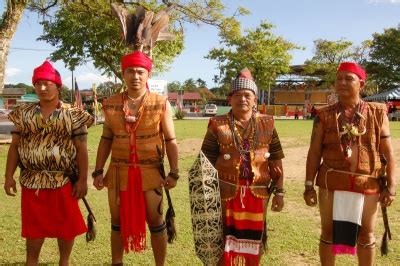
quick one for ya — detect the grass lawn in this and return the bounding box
[0,120,399,265]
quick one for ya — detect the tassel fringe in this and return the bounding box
[85,213,96,242]
[166,205,176,243]
[380,230,389,256]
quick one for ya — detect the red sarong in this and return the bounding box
[21,183,87,240]
[224,181,265,265]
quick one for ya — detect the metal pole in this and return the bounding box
[71,70,74,104]
[267,83,271,107]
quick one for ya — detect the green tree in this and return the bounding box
[167,81,181,92]
[97,81,121,98]
[207,20,299,95]
[0,0,67,94]
[60,85,72,103]
[304,39,354,86]
[39,0,245,82]
[196,78,207,88]
[182,78,197,92]
[0,1,29,94]
[366,26,400,91]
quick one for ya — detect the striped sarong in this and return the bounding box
[224,180,264,265]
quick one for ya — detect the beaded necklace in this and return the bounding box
[229,112,257,161]
[337,100,366,158]
[123,91,148,134]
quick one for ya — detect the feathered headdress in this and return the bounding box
[111,2,176,57]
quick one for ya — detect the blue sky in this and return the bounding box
[2,0,400,90]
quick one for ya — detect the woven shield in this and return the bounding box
[189,151,223,265]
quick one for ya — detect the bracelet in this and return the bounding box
[273,188,286,196]
[305,180,313,186]
[168,172,179,181]
[91,168,104,178]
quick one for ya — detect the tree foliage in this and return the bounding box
[39,1,183,81]
[304,39,354,86]
[207,20,299,93]
[38,0,243,82]
[366,27,400,91]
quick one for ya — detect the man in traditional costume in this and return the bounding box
[304,62,396,265]
[200,68,285,265]
[92,50,179,265]
[4,61,93,265]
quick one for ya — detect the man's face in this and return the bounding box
[229,89,257,113]
[335,71,364,99]
[123,66,149,92]
[34,80,60,102]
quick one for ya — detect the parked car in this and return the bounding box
[203,104,218,116]
[0,109,11,120]
[0,109,11,115]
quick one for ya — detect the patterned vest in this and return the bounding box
[102,92,166,191]
[316,102,386,193]
[209,114,275,200]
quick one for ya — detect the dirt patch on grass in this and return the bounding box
[177,138,203,157]
[176,138,400,182]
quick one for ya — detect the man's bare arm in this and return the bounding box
[379,115,396,193]
[161,101,179,189]
[4,131,20,196]
[306,116,324,184]
[72,125,89,198]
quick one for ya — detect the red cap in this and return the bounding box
[32,61,62,87]
[337,62,366,81]
[121,51,153,73]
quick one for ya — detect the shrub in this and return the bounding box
[175,109,186,120]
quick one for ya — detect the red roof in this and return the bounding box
[168,92,202,100]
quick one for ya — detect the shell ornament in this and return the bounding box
[223,154,231,160]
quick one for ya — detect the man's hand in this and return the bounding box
[380,187,396,207]
[271,195,284,212]
[162,175,177,190]
[93,174,105,190]
[269,161,283,180]
[4,177,17,196]
[304,187,318,206]
[72,179,88,199]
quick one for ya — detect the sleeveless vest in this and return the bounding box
[102,92,166,191]
[316,102,386,193]
[209,114,275,200]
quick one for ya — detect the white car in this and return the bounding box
[0,109,11,115]
[203,104,218,117]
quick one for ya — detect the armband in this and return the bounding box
[71,132,88,138]
[91,168,104,178]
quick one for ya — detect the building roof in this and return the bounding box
[3,87,26,96]
[168,92,202,101]
[364,87,400,102]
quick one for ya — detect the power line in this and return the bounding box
[9,47,55,52]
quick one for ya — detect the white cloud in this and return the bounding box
[4,67,22,84]
[5,67,21,77]
[62,72,114,89]
[369,0,400,4]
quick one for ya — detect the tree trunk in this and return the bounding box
[0,1,28,95]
